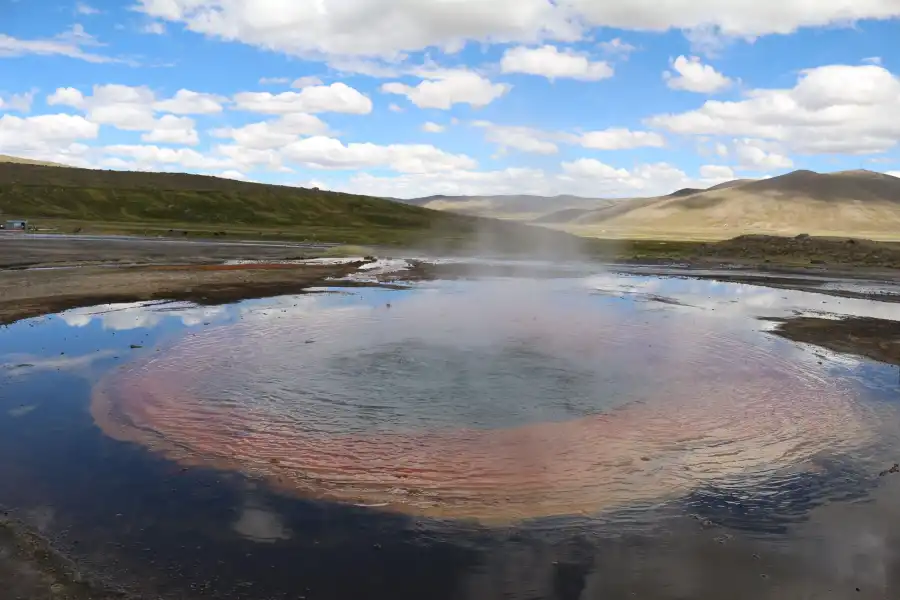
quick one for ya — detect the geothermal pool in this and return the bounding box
[2,267,900,599]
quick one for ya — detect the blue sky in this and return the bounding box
[2,0,900,198]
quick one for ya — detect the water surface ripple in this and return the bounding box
[92,279,883,522]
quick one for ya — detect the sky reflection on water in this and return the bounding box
[0,270,899,599]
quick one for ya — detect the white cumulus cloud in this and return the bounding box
[421,122,445,133]
[0,25,122,64]
[598,38,637,57]
[48,84,223,133]
[0,91,35,113]
[103,144,232,170]
[132,0,577,58]
[647,64,900,155]
[500,45,613,81]
[0,114,98,146]
[232,83,372,115]
[580,128,665,150]
[132,0,900,59]
[140,115,199,145]
[155,89,226,114]
[664,56,733,93]
[699,164,735,179]
[473,122,561,155]
[382,70,509,109]
[210,114,330,149]
[291,76,324,89]
[733,139,794,170]
[280,136,477,173]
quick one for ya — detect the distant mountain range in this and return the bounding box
[395,194,608,220]
[6,152,899,241]
[402,170,900,240]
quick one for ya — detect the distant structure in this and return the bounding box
[1,219,28,231]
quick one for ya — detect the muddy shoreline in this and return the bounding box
[0,263,375,326]
[0,517,128,599]
[767,316,900,367]
[405,261,900,303]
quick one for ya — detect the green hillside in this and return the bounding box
[0,162,582,251]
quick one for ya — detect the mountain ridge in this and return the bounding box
[549,169,900,240]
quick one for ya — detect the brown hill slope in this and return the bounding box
[0,155,67,168]
[554,170,900,241]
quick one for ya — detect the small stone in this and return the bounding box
[879,463,899,477]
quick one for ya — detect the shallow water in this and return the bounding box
[1,266,900,599]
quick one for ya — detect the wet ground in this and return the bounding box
[0,233,339,269]
[0,261,375,326]
[769,316,900,367]
[0,264,899,599]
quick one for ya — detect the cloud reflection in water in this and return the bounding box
[89,276,892,522]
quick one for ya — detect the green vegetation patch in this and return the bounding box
[0,163,581,252]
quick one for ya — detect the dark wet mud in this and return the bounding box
[0,518,125,600]
[0,234,336,269]
[768,316,900,367]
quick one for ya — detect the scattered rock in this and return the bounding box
[879,463,899,477]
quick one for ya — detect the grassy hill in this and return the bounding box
[543,170,900,241]
[0,155,67,167]
[0,162,583,253]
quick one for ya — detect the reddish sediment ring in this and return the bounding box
[91,314,875,524]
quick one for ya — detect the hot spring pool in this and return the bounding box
[88,275,896,522]
[2,267,900,599]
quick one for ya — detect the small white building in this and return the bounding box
[2,219,28,231]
